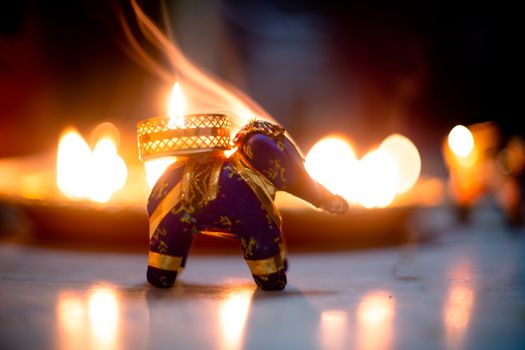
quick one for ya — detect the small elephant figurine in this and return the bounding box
[146,120,348,290]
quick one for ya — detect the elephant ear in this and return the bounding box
[233,120,286,147]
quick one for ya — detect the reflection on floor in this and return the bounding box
[1,208,524,350]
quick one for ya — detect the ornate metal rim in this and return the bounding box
[137,114,231,160]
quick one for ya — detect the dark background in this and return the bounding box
[0,0,521,176]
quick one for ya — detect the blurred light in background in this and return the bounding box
[380,134,421,194]
[305,134,421,208]
[304,136,358,201]
[57,125,127,203]
[448,125,474,159]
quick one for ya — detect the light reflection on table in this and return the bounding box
[56,286,123,350]
[443,262,475,350]
[88,287,120,349]
[319,310,348,350]
[1,209,524,350]
[56,291,87,350]
[219,287,255,350]
[51,279,478,350]
[55,283,152,350]
[356,290,395,350]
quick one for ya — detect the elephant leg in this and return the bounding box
[245,247,287,291]
[147,215,195,288]
[249,259,287,291]
[237,224,287,291]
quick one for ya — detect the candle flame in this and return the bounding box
[304,137,358,201]
[354,149,399,208]
[379,134,421,194]
[57,130,93,199]
[168,82,186,128]
[56,125,128,203]
[305,134,421,208]
[448,125,474,158]
[142,81,186,189]
[89,137,128,203]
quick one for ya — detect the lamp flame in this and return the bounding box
[89,137,128,203]
[354,149,399,208]
[56,125,128,203]
[168,82,186,128]
[304,137,358,201]
[379,134,421,194]
[143,82,186,189]
[57,130,93,199]
[305,134,421,208]
[448,125,474,158]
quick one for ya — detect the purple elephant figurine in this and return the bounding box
[146,119,348,290]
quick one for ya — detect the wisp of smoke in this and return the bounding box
[119,0,277,134]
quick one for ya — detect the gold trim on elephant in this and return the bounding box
[149,181,183,239]
[148,155,225,239]
[148,251,183,272]
[245,250,285,275]
[181,155,225,211]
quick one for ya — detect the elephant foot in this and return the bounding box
[147,266,177,288]
[253,269,287,291]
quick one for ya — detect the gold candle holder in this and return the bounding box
[137,114,231,160]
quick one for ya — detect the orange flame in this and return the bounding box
[168,82,186,128]
[56,124,128,203]
[143,81,188,189]
[379,134,421,194]
[354,149,399,208]
[448,125,475,159]
[305,134,421,208]
[304,136,358,201]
